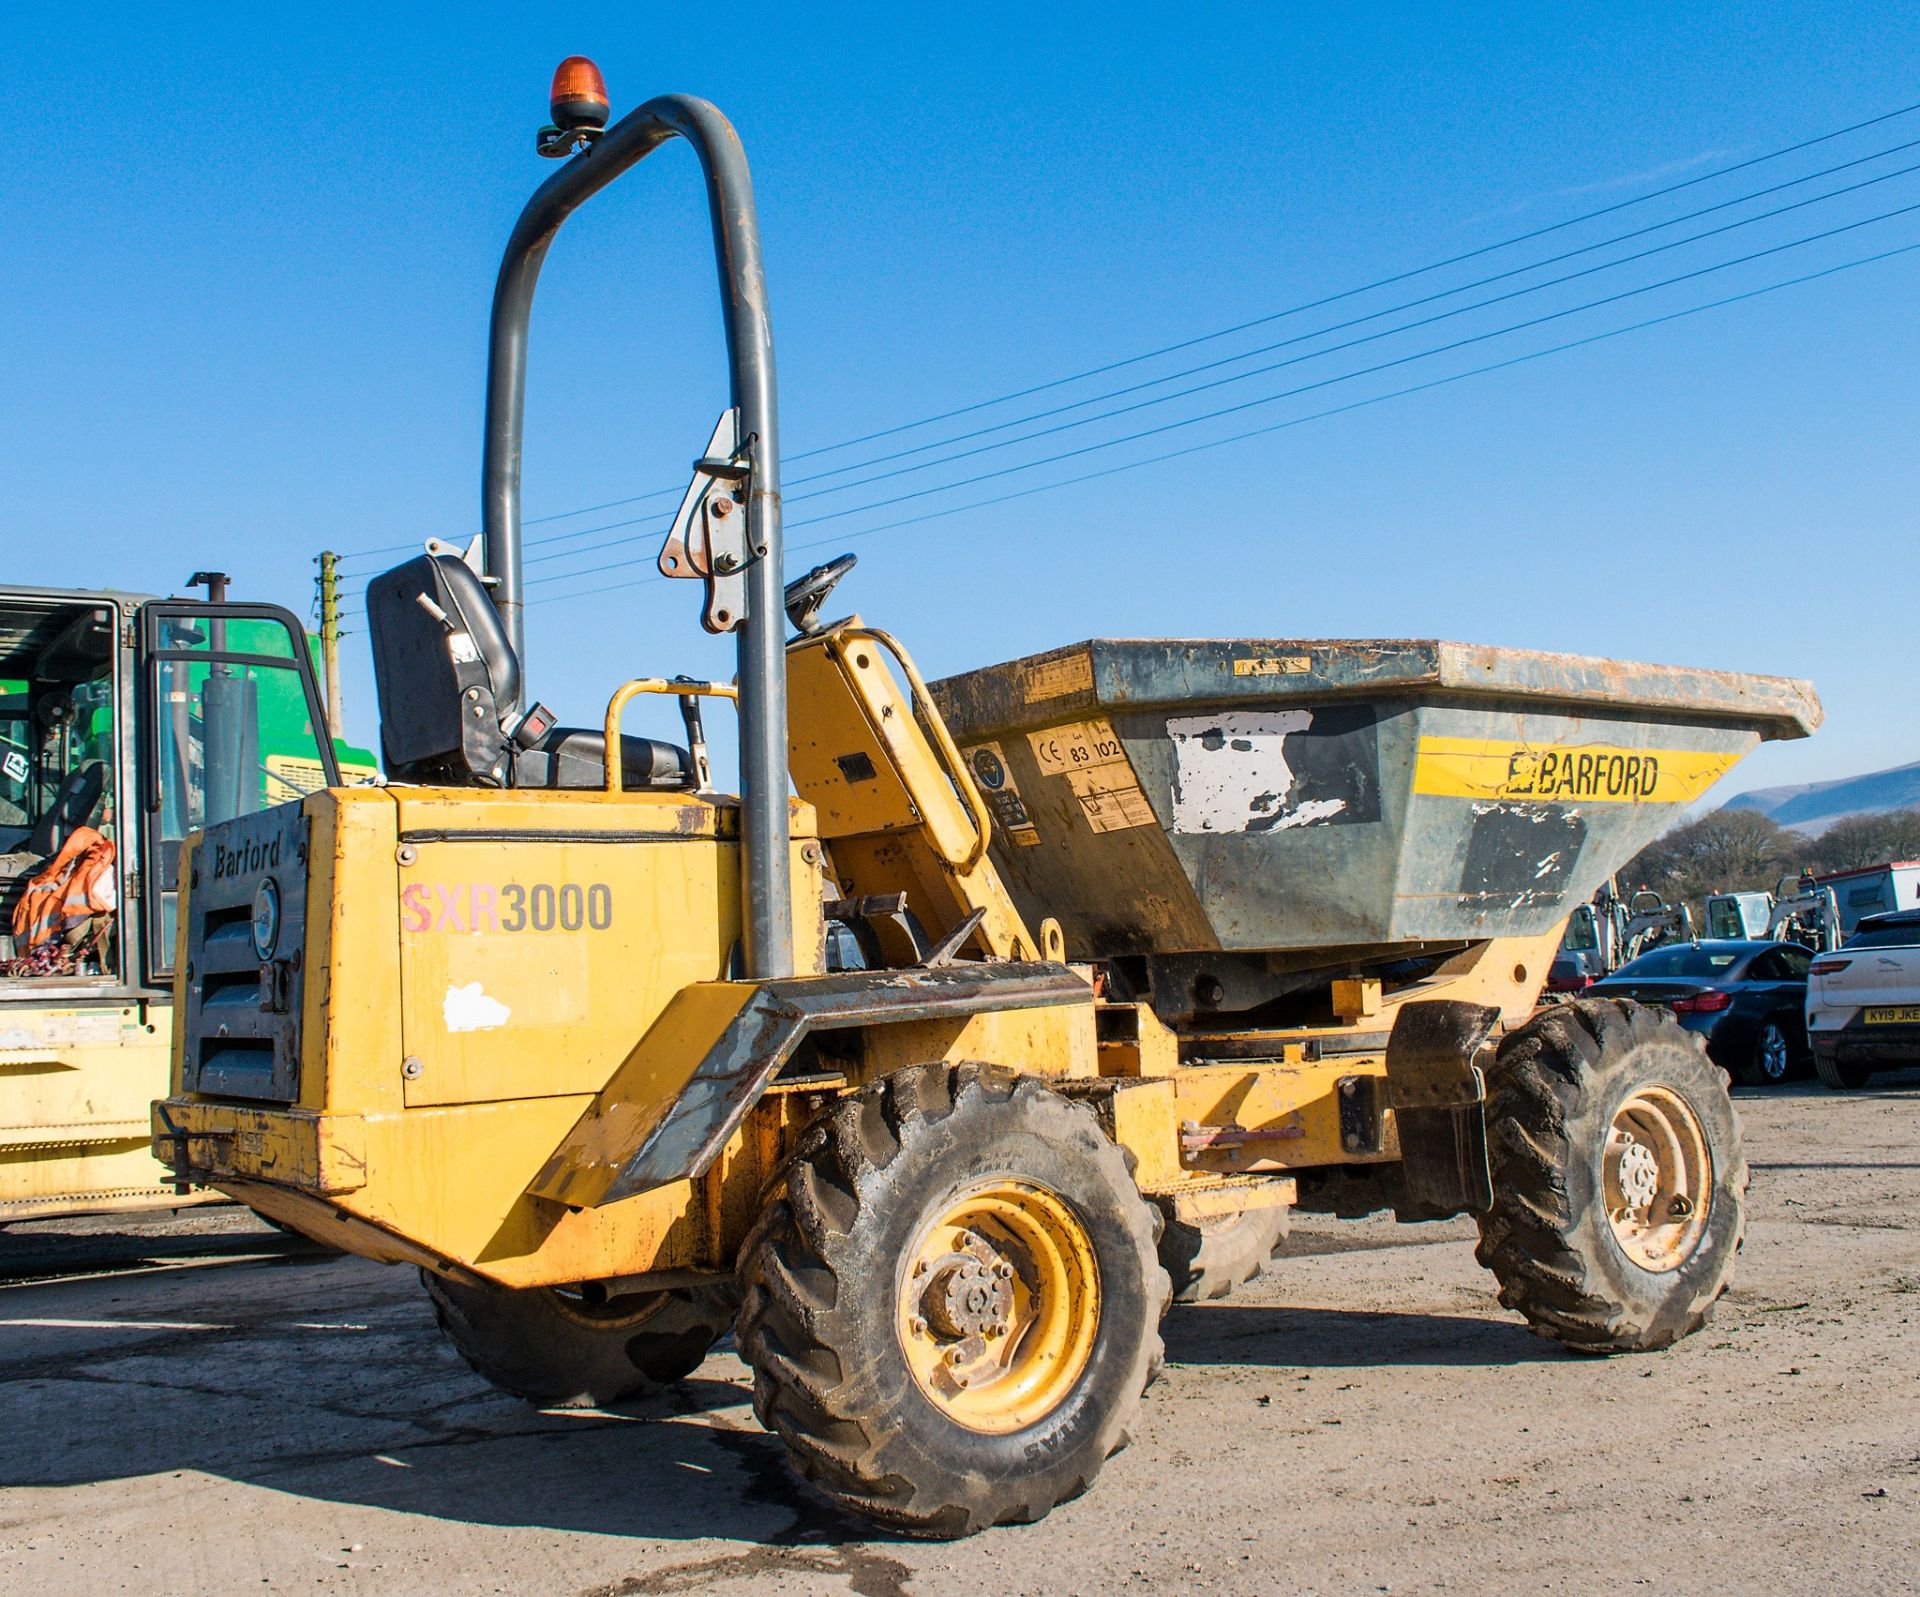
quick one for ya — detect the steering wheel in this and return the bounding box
[783,553,858,636]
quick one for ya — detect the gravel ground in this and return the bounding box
[2,1072,1916,1596]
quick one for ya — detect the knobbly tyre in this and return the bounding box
[155,60,1821,1537]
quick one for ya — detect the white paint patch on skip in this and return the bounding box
[1279,798,1347,829]
[1168,709,1342,834]
[444,981,511,1032]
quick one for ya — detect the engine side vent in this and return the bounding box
[180,804,310,1102]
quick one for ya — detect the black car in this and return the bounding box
[1587,939,1812,1086]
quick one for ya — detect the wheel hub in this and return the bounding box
[1761,1027,1789,1080]
[896,1180,1101,1434]
[919,1246,1015,1340]
[1616,1137,1660,1213]
[1603,1086,1713,1273]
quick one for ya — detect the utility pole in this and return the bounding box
[317,550,343,742]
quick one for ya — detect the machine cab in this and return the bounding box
[0,588,354,998]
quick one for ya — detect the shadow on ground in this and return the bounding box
[4,1242,1562,1566]
[0,1224,326,1285]
[1162,1299,1556,1369]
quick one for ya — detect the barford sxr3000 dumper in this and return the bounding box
[155,64,1820,1537]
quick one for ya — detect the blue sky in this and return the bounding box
[3,3,1915,799]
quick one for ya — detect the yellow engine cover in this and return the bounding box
[159,783,829,1287]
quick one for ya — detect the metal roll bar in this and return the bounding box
[481,93,792,978]
[603,678,737,795]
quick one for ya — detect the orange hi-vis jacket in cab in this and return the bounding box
[12,825,117,952]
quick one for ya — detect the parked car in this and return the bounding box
[1805,909,1920,1090]
[1588,940,1811,1085]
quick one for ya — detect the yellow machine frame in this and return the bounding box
[156,622,1556,1288]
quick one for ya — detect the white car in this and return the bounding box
[1806,909,1920,1089]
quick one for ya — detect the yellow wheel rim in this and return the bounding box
[896,1179,1100,1435]
[1604,1086,1713,1273]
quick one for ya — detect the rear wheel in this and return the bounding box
[1813,1045,1874,1091]
[423,1272,738,1407]
[737,1062,1169,1537]
[1155,1203,1289,1303]
[1475,999,1747,1353]
[1735,1018,1794,1087]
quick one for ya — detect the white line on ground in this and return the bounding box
[1,1318,232,1331]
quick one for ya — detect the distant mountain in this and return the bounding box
[1724,759,1920,835]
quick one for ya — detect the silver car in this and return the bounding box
[1806,909,1920,1089]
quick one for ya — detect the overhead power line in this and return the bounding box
[523,236,1920,609]
[788,132,1920,490]
[782,155,1920,505]
[779,96,1920,461]
[342,193,1920,623]
[510,196,1920,594]
[331,95,1920,569]
[779,197,1920,533]
[387,138,1920,591]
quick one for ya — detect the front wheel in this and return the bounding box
[1475,999,1747,1353]
[423,1272,738,1407]
[737,1062,1170,1538]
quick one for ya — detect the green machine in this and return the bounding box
[0,578,374,1220]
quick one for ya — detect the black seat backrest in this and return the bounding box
[367,555,522,785]
[367,551,696,794]
[24,760,105,859]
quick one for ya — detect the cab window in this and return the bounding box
[1561,907,1598,953]
[1706,900,1745,940]
[144,608,336,976]
[0,604,121,981]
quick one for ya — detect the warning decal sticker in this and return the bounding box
[1021,652,1095,704]
[1025,719,1156,833]
[966,742,1041,847]
[1067,767,1157,832]
[1027,717,1126,777]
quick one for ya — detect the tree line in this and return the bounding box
[1617,807,1920,922]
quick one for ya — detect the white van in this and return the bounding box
[1820,861,1920,933]
[1806,909,1920,1089]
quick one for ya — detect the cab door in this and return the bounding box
[0,592,155,1218]
[137,601,340,986]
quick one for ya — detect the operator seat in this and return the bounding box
[366,553,692,790]
[24,760,105,859]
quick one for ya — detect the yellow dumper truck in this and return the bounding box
[156,64,1819,1536]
